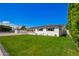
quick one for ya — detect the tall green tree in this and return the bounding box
[67,3,79,47]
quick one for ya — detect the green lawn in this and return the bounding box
[0,35,79,56]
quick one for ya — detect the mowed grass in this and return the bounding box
[0,35,79,56]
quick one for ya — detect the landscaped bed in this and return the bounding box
[0,35,79,56]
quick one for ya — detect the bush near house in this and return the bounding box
[0,35,79,56]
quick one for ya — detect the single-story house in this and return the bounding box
[29,24,67,37]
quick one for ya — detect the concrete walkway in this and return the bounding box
[0,32,36,36]
[0,44,8,56]
[0,49,3,56]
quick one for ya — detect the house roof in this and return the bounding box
[29,24,65,29]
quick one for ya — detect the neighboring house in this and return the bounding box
[29,24,67,37]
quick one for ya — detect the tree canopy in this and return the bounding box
[67,3,79,47]
[0,25,12,32]
[20,26,27,30]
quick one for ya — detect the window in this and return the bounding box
[38,28,43,31]
[47,28,54,31]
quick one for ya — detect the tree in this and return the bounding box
[20,26,26,30]
[0,25,12,32]
[67,3,79,47]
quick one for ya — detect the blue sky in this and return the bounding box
[0,3,68,27]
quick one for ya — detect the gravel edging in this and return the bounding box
[0,43,9,56]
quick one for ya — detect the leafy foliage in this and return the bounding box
[0,25,12,32]
[20,26,27,30]
[67,3,79,46]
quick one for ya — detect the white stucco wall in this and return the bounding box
[35,28,59,37]
[14,30,19,34]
